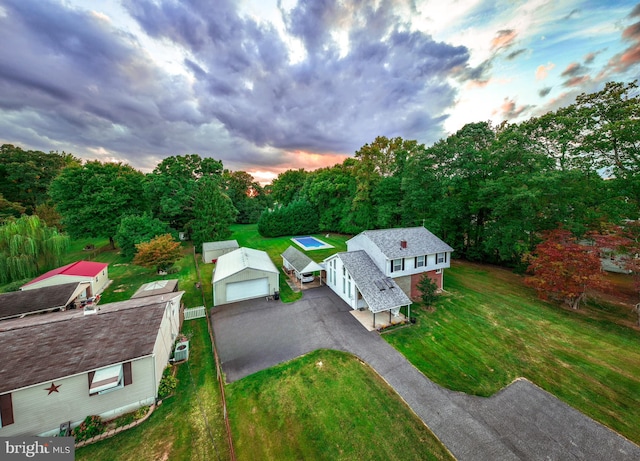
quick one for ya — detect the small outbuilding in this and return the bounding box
[131,279,179,299]
[202,240,240,263]
[20,261,109,299]
[281,246,324,286]
[212,247,279,306]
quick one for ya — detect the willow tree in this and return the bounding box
[0,215,69,284]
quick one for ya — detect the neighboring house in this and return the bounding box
[325,250,412,321]
[212,247,279,306]
[346,227,453,298]
[281,246,324,284]
[131,279,179,299]
[202,240,239,263]
[0,292,184,437]
[20,261,109,299]
[0,282,89,321]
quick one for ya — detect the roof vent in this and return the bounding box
[400,240,407,249]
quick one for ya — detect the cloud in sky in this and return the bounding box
[0,0,639,179]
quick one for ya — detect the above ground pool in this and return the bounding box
[291,236,334,250]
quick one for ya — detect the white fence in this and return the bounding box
[184,306,206,320]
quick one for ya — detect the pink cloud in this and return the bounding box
[535,62,555,80]
[491,29,517,50]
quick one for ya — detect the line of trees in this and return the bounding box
[0,81,638,301]
[264,81,640,270]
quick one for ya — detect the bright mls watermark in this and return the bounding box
[1,437,74,460]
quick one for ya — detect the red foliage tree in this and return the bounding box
[525,228,608,309]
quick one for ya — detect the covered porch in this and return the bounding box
[349,305,411,332]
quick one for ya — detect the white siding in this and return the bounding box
[325,256,357,309]
[0,357,155,437]
[21,271,109,297]
[213,268,279,306]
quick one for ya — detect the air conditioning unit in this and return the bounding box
[174,340,189,362]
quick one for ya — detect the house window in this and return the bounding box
[391,259,403,273]
[435,268,442,274]
[88,362,132,396]
[348,278,352,297]
[415,255,425,268]
[0,393,14,427]
[437,253,447,264]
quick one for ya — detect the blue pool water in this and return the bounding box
[295,236,324,247]
[291,236,333,250]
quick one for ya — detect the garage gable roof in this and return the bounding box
[213,247,278,282]
[281,246,324,274]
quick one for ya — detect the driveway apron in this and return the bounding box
[211,286,640,461]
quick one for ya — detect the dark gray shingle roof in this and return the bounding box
[352,227,454,259]
[0,292,183,394]
[338,251,411,313]
[0,282,87,321]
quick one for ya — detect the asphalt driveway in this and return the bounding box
[211,286,640,461]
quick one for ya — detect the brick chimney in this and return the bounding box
[400,240,407,249]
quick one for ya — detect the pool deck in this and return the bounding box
[291,236,334,251]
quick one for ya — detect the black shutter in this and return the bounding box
[402,259,405,271]
[0,393,14,426]
[123,362,133,386]
[390,261,394,273]
[88,371,96,396]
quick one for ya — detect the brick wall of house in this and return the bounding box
[410,270,443,299]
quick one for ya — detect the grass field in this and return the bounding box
[384,260,640,445]
[226,349,453,461]
[229,224,349,302]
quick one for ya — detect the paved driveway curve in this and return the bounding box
[211,287,640,461]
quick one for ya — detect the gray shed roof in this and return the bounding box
[131,279,179,299]
[0,282,88,321]
[281,246,324,274]
[203,240,239,252]
[337,251,411,313]
[350,227,454,260]
[0,292,183,394]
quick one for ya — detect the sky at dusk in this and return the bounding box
[1,0,639,184]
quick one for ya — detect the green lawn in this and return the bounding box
[76,317,230,461]
[228,224,350,302]
[384,260,640,445]
[226,349,453,461]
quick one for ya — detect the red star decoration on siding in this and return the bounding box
[45,382,61,395]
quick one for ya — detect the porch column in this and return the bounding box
[408,304,411,323]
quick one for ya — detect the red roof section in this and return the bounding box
[23,261,108,286]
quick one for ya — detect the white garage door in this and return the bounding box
[226,277,269,302]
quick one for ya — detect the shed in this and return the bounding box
[131,279,179,299]
[20,261,109,299]
[212,247,279,306]
[281,246,324,283]
[202,240,240,263]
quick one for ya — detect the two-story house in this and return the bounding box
[346,227,454,299]
[324,227,453,322]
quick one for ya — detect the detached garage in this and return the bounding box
[212,247,279,306]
